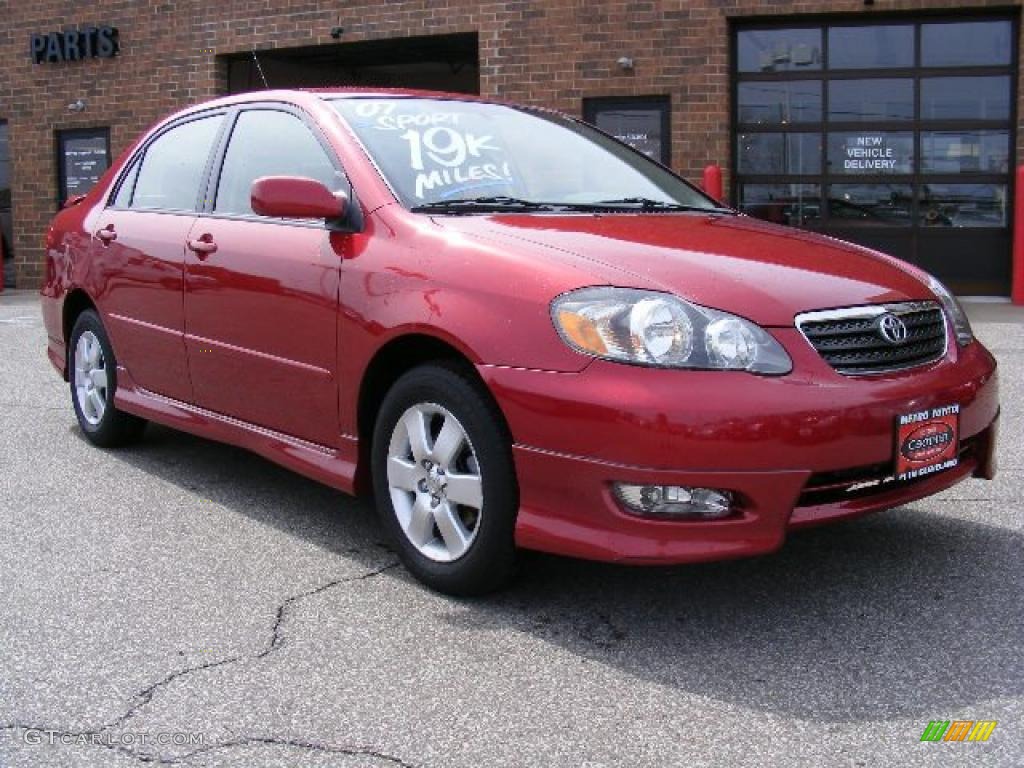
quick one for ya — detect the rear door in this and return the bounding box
[95,113,224,402]
[183,106,346,447]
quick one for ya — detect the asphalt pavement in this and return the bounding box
[0,289,1021,767]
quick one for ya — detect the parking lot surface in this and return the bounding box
[1,290,1021,767]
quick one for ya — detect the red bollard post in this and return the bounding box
[1014,165,1024,304]
[702,164,723,204]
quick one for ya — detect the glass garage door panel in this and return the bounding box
[919,184,1008,228]
[828,79,913,122]
[920,77,1011,121]
[827,132,914,175]
[734,15,1016,294]
[920,131,1010,175]
[828,25,914,69]
[737,81,822,124]
[921,21,1013,67]
[828,184,913,227]
[738,133,821,175]
[739,183,821,228]
[737,29,823,73]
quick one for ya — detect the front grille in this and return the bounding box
[796,301,947,375]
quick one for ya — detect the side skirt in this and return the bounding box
[113,367,360,496]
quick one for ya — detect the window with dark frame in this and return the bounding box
[1,120,13,284]
[733,15,1017,293]
[214,110,341,216]
[56,127,111,208]
[584,96,671,167]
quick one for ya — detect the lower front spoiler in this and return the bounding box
[511,421,994,565]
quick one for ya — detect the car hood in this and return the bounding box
[434,211,933,326]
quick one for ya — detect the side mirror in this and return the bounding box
[250,176,348,220]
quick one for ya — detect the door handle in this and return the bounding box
[96,225,117,243]
[187,235,218,259]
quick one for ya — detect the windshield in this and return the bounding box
[330,97,722,212]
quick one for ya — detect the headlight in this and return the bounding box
[551,287,792,374]
[927,275,974,346]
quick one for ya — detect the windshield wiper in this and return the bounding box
[410,196,557,213]
[410,195,733,215]
[587,197,732,213]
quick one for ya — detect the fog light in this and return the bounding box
[613,483,733,519]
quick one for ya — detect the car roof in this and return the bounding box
[308,86,486,100]
[173,87,500,117]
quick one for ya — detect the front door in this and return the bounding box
[184,107,345,447]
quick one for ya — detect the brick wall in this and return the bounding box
[0,0,1020,287]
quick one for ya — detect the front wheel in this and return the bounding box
[372,363,518,595]
[69,310,146,447]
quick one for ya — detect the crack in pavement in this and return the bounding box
[158,735,417,766]
[256,561,400,659]
[102,656,245,733]
[0,726,416,767]
[1,559,405,766]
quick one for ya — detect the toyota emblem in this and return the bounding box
[877,313,909,344]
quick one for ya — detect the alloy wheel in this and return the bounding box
[386,403,484,562]
[74,330,108,426]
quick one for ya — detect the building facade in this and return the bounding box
[1,0,1020,294]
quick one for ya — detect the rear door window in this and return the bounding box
[131,115,223,211]
[111,160,140,208]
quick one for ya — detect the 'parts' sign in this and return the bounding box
[30,27,119,65]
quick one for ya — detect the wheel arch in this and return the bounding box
[62,288,99,374]
[354,332,511,495]
[63,288,99,341]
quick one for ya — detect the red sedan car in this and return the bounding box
[41,89,999,594]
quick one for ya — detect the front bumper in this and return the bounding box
[478,329,999,564]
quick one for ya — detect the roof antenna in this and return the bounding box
[250,48,269,89]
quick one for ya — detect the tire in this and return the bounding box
[68,310,146,447]
[372,362,518,595]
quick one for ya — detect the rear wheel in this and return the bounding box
[372,363,518,595]
[69,310,146,447]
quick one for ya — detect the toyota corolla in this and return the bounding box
[40,90,999,594]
